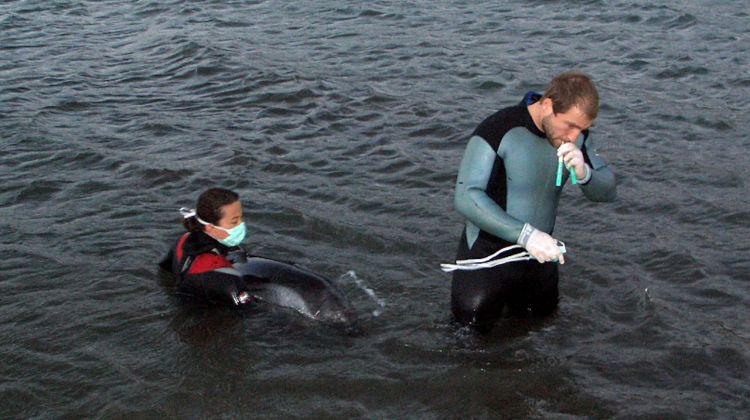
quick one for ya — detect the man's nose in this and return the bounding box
[566,129,581,142]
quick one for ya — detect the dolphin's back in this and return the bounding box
[234,257,353,324]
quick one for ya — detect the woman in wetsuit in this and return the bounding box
[160,187,251,305]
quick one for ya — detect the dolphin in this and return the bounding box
[233,256,355,326]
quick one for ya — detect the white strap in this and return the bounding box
[440,250,532,272]
[179,207,196,218]
[179,207,212,227]
[441,242,566,272]
[454,244,524,264]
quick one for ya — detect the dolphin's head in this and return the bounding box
[313,296,357,326]
[237,257,358,328]
[252,283,356,326]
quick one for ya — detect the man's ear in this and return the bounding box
[541,97,554,113]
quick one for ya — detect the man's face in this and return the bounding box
[540,99,593,149]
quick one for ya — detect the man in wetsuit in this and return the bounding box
[451,71,616,333]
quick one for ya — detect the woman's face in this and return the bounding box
[206,200,243,240]
[216,201,243,229]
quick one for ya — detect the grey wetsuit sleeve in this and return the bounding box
[580,137,617,202]
[454,135,526,243]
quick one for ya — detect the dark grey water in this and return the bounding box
[2,0,749,418]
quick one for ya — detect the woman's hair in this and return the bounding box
[183,188,240,233]
[542,71,599,121]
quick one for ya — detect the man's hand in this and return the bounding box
[525,228,565,264]
[558,143,588,181]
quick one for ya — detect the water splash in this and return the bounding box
[338,270,386,317]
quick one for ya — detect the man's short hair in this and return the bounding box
[543,71,599,121]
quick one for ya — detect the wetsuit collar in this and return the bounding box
[522,91,542,106]
[520,91,546,138]
[182,230,232,258]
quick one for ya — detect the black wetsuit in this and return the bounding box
[160,231,249,305]
[451,92,616,332]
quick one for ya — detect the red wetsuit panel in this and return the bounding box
[175,233,190,262]
[188,253,233,275]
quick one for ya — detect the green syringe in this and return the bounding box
[556,155,576,187]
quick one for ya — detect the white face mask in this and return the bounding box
[179,207,246,247]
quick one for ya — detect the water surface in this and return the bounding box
[1,1,748,418]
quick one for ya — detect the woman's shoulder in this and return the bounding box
[188,253,233,274]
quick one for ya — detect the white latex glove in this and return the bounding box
[525,228,565,264]
[557,142,588,182]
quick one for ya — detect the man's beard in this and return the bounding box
[541,115,563,148]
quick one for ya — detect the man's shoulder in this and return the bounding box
[472,104,531,148]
